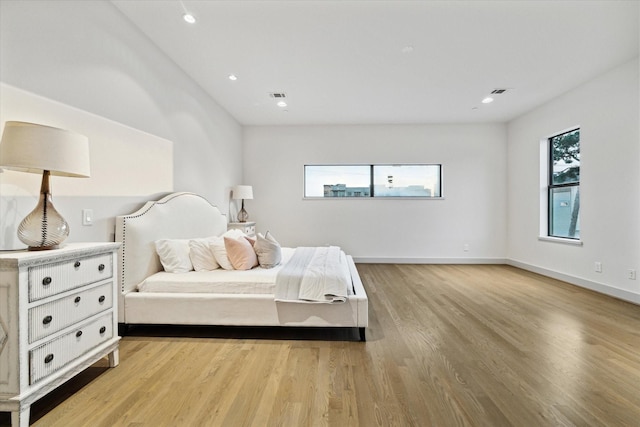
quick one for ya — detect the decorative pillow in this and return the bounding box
[224,236,258,270]
[208,229,248,270]
[155,239,193,273]
[254,231,282,269]
[188,236,220,271]
[224,229,246,239]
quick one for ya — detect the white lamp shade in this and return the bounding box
[0,121,90,177]
[232,185,253,200]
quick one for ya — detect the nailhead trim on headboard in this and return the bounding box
[116,192,227,296]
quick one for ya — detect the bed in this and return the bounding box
[115,192,368,340]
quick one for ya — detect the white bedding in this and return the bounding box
[138,271,277,294]
[275,246,350,303]
[137,247,354,298]
[137,248,294,293]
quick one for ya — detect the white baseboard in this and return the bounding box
[351,256,639,306]
[353,257,507,264]
[507,259,639,305]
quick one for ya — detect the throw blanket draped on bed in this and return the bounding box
[275,246,350,303]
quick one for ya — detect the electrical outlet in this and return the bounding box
[463,244,469,252]
[628,269,636,280]
[594,262,602,273]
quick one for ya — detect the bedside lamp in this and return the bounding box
[0,121,90,250]
[232,185,253,223]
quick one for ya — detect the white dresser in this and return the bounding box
[0,243,120,427]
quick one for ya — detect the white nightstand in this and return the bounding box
[228,222,256,237]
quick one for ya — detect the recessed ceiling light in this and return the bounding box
[481,97,494,104]
[401,46,414,54]
[277,101,287,108]
[183,13,196,24]
[228,74,238,81]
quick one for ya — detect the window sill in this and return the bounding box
[538,236,583,246]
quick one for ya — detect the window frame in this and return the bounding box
[547,128,580,240]
[303,163,443,199]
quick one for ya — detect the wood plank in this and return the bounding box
[0,264,637,427]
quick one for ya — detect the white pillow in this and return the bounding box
[155,239,193,273]
[224,229,246,239]
[189,236,220,271]
[254,231,282,269]
[209,229,247,270]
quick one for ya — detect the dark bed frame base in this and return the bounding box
[118,323,366,342]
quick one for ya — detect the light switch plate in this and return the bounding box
[82,209,93,226]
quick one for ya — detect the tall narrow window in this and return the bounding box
[548,128,580,239]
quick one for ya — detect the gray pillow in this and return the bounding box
[254,231,282,268]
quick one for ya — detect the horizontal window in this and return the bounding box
[304,164,442,198]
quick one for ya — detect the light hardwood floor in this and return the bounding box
[2,264,639,426]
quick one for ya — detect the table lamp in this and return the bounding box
[232,185,253,223]
[0,121,90,250]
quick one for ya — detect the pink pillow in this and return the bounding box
[224,236,258,270]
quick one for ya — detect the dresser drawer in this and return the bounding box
[28,253,113,302]
[28,282,114,343]
[29,312,114,384]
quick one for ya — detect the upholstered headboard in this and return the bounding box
[115,192,227,297]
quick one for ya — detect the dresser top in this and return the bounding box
[0,242,120,267]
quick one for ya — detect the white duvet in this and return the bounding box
[275,246,350,304]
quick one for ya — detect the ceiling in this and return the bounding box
[111,0,638,126]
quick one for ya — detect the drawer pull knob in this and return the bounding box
[74,296,81,304]
[98,295,106,303]
[74,261,81,268]
[42,315,53,325]
[98,263,105,272]
[44,354,54,364]
[99,326,106,334]
[42,277,52,286]
[76,330,83,338]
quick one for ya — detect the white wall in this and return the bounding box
[0,84,176,249]
[507,58,639,304]
[244,124,507,262]
[0,0,242,245]
[1,1,635,305]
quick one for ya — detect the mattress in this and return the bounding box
[137,248,295,294]
[136,248,356,298]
